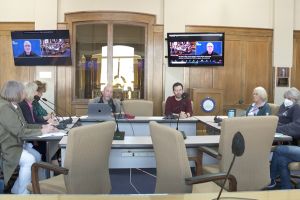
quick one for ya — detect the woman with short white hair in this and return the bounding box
[0,80,55,194]
[246,86,271,116]
[267,87,300,190]
[19,82,39,124]
[276,87,300,138]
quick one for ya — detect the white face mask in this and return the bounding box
[284,98,294,107]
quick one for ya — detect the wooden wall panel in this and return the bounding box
[0,23,35,88]
[152,25,164,115]
[244,40,272,104]
[186,26,273,113]
[214,40,243,108]
[189,68,213,89]
[292,31,300,89]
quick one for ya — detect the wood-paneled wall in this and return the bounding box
[0,23,35,86]
[185,26,273,114]
[3,21,300,117]
[292,31,300,89]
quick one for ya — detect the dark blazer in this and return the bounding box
[246,103,271,116]
[19,100,36,124]
[0,97,41,184]
[276,103,300,139]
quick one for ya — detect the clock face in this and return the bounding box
[201,98,216,112]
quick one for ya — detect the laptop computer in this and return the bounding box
[87,103,114,121]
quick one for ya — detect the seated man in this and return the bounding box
[165,82,192,118]
[90,84,121,113]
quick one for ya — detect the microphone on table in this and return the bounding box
[214,108,223,124]
[112,101,125,140]
[175,92,189,140]
[215,131,245,200]
[41,97,73,124]
[34,95,67,130]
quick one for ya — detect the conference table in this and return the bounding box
[79,115,198,136]
[23,115,292,171]
[195,116,293,142]
[59,135,219,168]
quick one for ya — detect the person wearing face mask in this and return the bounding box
[276,87,300,140]
[265,87,300,190]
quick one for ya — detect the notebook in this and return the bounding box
[87,103,114,121]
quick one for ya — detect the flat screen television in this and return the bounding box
[11,30,72,66]
[167,32,224,66]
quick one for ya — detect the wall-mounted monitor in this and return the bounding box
[167,32,224,67]
[11,30,72,66]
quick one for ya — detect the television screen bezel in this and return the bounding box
[167,32,225,67]
[11,30,72,66]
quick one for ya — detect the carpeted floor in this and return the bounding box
[110,168,157,194]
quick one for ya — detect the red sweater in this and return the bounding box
[165,96,193,116]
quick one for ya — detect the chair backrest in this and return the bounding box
[122,100,153,116]
[218,116,278,191]
[150,121,192,193]
[162,101,194,115]
[64,121,115,194]
[268,103,280,115]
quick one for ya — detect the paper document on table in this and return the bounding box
[38,131,67,138]
[275,133,286,137]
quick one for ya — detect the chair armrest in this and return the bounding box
[198,146,222,160]
[185,173,237,192]
[31,162,69,194]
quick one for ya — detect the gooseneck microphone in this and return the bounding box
[216,131,245,200]
[175,92,189,140]
[34,96,66,129]
[113,110,125,140]
[41,97,73,124]
[214,108,223,124]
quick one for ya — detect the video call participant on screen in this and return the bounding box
[90,84,121,113]
[18,41,39,57]
[0,80,55,194]
[165,82,192,119]
[200,42,219,56]
[245,86,271,116]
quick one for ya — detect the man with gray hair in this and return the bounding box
[276,87,300,139]
[90,84,121,113]
[200,42,219,56]
[18,40,39,57]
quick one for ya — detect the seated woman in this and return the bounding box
[0,80,55,194]
[267,87,300,189]
[246,86,271,116]
[20,81,57,162]
[32,80,53,123]
[276,87,300,140]
[268,145,300,189]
